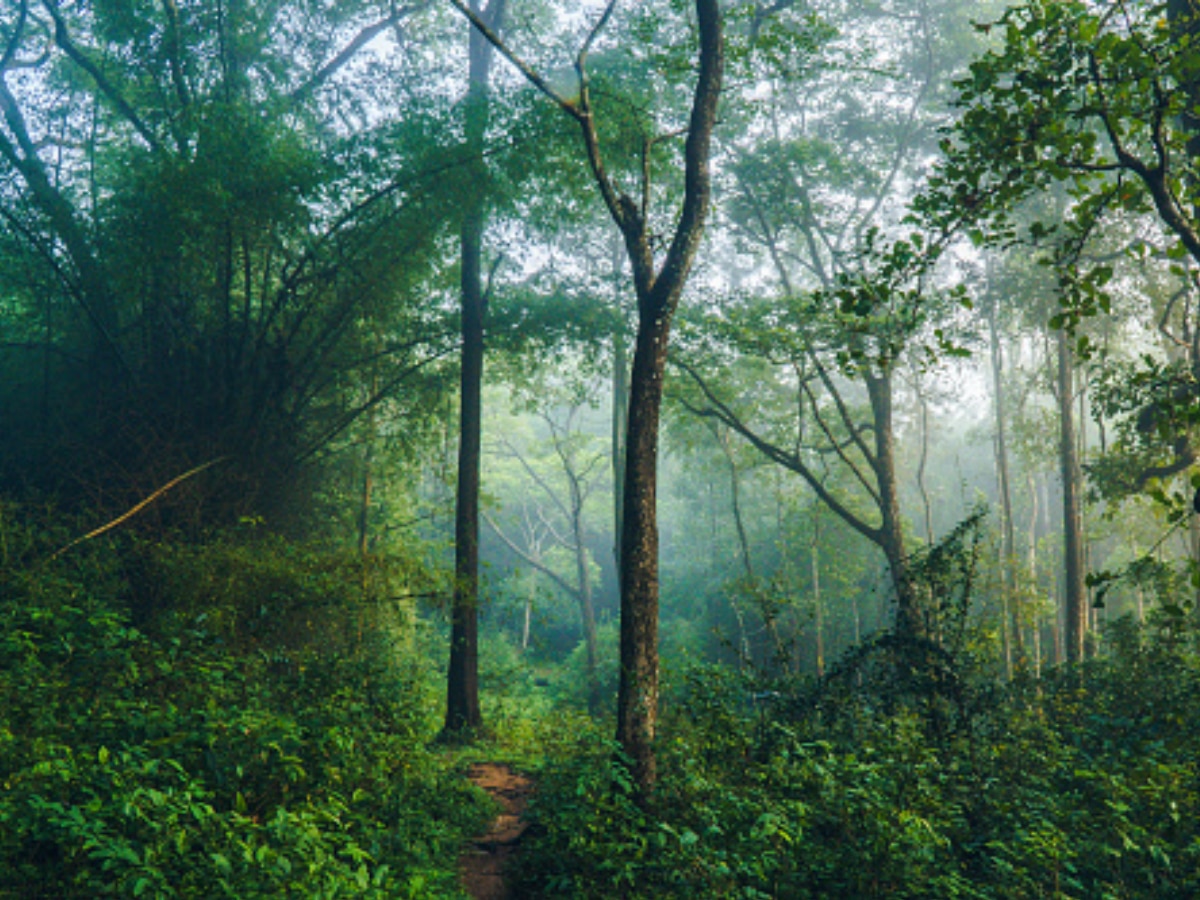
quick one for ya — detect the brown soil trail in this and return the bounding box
[459,763,534,900]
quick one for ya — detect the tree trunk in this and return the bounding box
[522,573,533,651]
[444,0,506,739]
[617,314,670,791]
[1027,471,1042,674]
[357,373,377,557]
[721,429,755,582]
[988,303,1021,674]
[452,0,722,791]
[1057,329,1086,665]
[570,474,601,713]
[612,238,629,576]
[867,371,915,639]
[611,0,722,795]
[916,389,934,545]
[811,506,825,678]
[444,201,485,735]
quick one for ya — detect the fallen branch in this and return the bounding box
[50,456,230,560]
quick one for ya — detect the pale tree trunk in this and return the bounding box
[811,505,825,678]
[720,429,755,583]
[988,303,1021,675]
[1027,471,1043,675]
[916,389,934,546]
[1022,472,1041,676]
[1057,330,1086,665]
[357,372,378,558]
[564,447,601,712]
[523,573,534,651]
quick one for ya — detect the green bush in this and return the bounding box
[515,623,1200,899]
[0,516,487,899]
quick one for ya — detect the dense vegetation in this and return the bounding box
[0,512,494,897]
[6,0,1200,896]
[516,621,1200,898]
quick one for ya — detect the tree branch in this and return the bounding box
[446,0,580,116]
[42,0,162,153]
[674,358,882,546]
[291,3,429,104]
[483,510,580,598]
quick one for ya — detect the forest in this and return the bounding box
[4,0,1200,896]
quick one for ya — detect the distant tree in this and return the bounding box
[679,0,987,641]
[922,0,1200,652]
[485,400,607,711]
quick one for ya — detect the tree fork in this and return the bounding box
[449,0,723,791]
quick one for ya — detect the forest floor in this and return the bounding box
[459,763,534,900]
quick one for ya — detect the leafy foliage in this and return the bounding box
[515,621,1200,899]
[0,509,488,898]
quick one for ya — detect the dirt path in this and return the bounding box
[459,763,534,900]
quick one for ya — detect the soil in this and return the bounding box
[459,763,534,900]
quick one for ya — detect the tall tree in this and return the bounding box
[682,0,987,641]
[449,0,723,792]
[922,0,1200,637]
[443,0,508,741]
[1056,326,1088,663]
[984,270,1023,673]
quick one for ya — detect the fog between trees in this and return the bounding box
[5,1,1200,896]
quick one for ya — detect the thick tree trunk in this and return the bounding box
[445,202,486,736]
[444,2,505,738]
[611,0,722,795]
[616,314,670,791]
[453,0,721,790]
[1057,330,1087,665]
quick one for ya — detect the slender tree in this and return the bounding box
[1056,327,1087,664]
[985,281,1023,674]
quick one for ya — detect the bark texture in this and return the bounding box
[613,0,723,793]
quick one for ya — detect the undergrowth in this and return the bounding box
[0,506,491,899]
[513,618,1200,899]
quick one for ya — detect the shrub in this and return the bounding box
[0,514,487,898]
